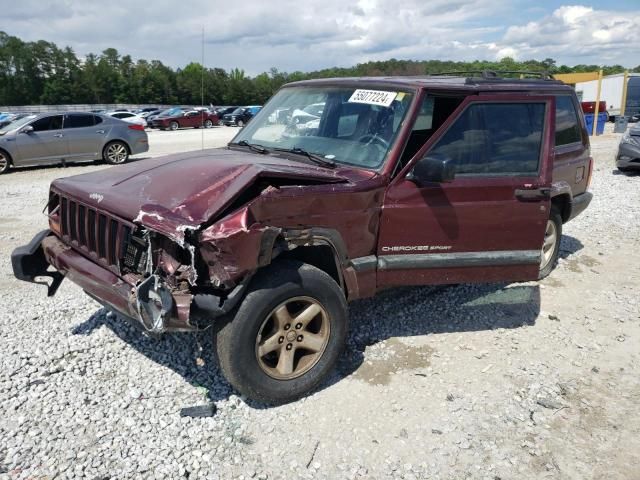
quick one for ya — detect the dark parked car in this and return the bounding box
[146,107,183,126]
[0,112,148,173]
[222,106,261,126]
[213,106,239,125]
[13,73,592,404]
[616,124,640,172]
[135,107,160,114]
[151,109,219,130]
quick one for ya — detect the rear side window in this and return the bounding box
[428,102,545,176]
[64,114,95,129]
[555,96,582,146]
[31,115,63,132]
[93,115,103,125]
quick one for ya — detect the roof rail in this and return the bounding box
[429,70,554,80]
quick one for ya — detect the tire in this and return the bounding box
[204,119,213,128]
[538,206,562,279]
[102,141,130,165]
[169,121,179,131]
[215,260,348,405]
[218,119,224,126]
[0,149,11,174]
[236,119,244,128]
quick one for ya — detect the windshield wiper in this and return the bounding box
[272,147,336,168]
[229,140,269,154]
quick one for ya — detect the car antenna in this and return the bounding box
[201,25,205,151]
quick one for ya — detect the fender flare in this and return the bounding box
[279,227,350,291]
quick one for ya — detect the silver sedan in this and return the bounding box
[0,112,149,174]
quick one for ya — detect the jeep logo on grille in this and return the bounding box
[89,193,104,203]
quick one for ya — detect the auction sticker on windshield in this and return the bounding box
[348,89,398,107]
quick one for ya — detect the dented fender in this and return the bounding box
[199,208,282,288]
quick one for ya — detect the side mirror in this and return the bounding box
[411,154,455,186]
[20,125,34,134]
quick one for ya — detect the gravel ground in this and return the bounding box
[1,124,639,479]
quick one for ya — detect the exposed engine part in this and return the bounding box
[120,228,149,275]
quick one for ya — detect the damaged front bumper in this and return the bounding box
[11,231,243,334]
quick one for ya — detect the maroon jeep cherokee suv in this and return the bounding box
[13,73,592,404]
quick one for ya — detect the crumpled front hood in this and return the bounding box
[51,148,350,243]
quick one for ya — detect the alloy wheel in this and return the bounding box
[0,152,8,173]
[106,143,128,164]
[255,296,330,380]
[541,219,558,269]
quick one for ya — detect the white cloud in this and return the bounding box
[1,1,640,73]
[502,5,640,64]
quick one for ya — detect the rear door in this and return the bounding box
[14,115,67,165]
[64,113,102,160]
[377,95,555,288]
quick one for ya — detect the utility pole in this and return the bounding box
[592,69,603,136]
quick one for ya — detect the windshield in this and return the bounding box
[0,114,36,133]
[233,86,414,169]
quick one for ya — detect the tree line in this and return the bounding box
[1,30,638,107]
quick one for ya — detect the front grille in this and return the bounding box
[56,192,141,274]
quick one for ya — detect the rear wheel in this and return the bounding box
[538,206,562,279]
[215,260,348,405]
[204,119,213,128]
[0,150,11,174]
[236,119,244,127]
[103,141,129,165]
[169,121,179,131]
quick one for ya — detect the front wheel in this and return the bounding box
[103,141,129,165]
[215,261,348,405]
[0,150,11,174]
[169,121,179,131]
[236,119,244,128]
[204,119,213,128]
[538,206,562,279]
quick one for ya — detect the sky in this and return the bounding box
[2,0,640,74]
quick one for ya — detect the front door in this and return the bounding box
[377,95,555,288]
[183,111,199,127]
[14,115,67,165]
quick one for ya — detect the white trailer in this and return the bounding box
[575,73,640,119]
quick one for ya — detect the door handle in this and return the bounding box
[96,130,105,134]
[53,133,64,138]
[515,187,551,201]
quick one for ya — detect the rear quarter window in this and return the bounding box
[555,96,582,146]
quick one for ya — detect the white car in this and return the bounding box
[106,111,147,127]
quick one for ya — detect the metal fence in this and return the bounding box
[0,104,207,113]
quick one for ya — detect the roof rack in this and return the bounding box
[429,70,555,81]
